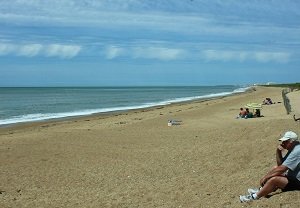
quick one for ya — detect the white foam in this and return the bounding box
[0,86,249,126]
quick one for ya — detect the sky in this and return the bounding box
[0,0,300,87]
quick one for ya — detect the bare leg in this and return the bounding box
[256,176,288,198]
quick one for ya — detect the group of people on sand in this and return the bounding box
[236,97,300,203]
[237,107,261,119]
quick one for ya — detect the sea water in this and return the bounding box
[0,86,249,126]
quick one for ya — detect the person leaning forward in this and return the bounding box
[239,131,300,202]
[238,107,247,118]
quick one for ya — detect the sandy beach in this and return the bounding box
[0,86,299,208]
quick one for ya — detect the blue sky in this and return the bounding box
[0,0,300,86]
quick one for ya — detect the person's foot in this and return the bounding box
[294,114,296,121]
[247,187,261,195]
[239,194,257,203]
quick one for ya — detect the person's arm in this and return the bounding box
[260,165,288,186]
[276,144,284,166]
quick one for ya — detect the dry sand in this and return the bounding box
[0,86,299,208]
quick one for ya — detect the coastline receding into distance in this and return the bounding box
[0,86,251,126]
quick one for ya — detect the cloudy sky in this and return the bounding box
[1,0,300,86]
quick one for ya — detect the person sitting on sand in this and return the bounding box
[263,98,273,105]
[238,108,247,118]
[245,108,253,119]
[254,109,261,117]
[239,131,300,202]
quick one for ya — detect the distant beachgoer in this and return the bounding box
[294,115,300,122]
[245,108,253,119]
[237,108,247,118]
[263,98,273,105]
[239,131,300,202]
[254,109,261,117]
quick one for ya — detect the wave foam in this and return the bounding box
[0,86,249,126]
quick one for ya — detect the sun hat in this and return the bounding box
[279,131,298,141]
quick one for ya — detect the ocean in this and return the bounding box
[0,86,249,126]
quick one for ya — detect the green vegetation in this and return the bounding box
[260,83,300,90]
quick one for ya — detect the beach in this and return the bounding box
[0,86,299,207]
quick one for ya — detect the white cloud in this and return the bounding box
[133,47,184,61]
[18,44,43,57]
[202,50,247,62]
[0,43,81,59]
[0,43,15,55]
[202,50,290,63]
[45,44,81,59]
[254,52,290,63]
[103,45,185,61]
[105,46,124,59]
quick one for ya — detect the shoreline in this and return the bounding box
[0,86,253,131]
[1,86,299,207]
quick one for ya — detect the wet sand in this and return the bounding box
[0,86,299,207]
